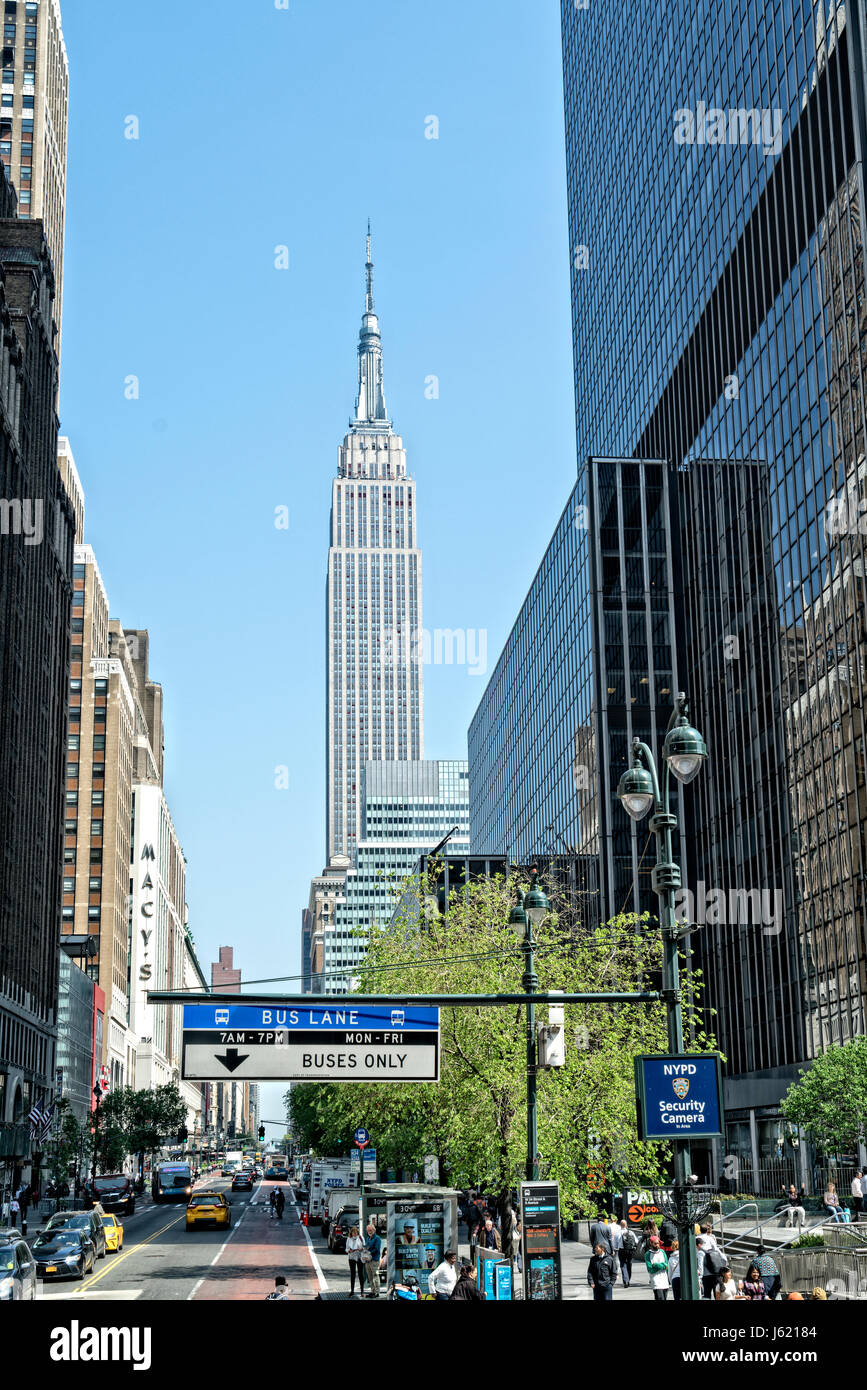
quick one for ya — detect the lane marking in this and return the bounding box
[291,1189,327,1292]
[67,1212,186,1295]
[186,1178,259,1298]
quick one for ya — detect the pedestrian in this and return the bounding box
[346,1225,365,1296]
[618,1220,637,1287]
[659,1214,677,1252]
[698,1223,725,1299]
[364,1220,383,1299]
[274,1187,285,1220]
[468,1213,482,1267]
[269,1187,278,1218]
[428,1249,458,1300]
[715,1268,740,1301]
[478,1215,501,1252]
[754,1245,781,1300]
[851,1171,864,1216]
[449,1262,485,1300]
[645,1235,670,1300]
[782,1184,806,1231]
[265,1276,290,1300]
[668,1240,680,1300]
[608,1216,623,1261]
[587,1242,618,1302]
[590,1211,613,1255]
[514,1218,523,1275]
[810,1287,828,1301]
[823,1180,847,1222]
[741,1263,768,1300]
[8,1196,19,1228]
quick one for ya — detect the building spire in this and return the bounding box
[354,223,389,425]
[365,219,374,312]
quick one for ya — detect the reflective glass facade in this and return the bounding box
[469,458,680,926]
[562,0,867,1125]
[325,760,470,993]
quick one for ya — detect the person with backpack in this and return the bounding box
[618,1220,637,1287]
[698,1223,727,1298]
[587,1242,619,1302]
[274,1187,285,1220]
[266,1276,290,1300]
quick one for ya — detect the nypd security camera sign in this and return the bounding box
[181,1003,440,1083]
[634,1053,724,1140]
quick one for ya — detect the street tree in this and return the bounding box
[780,1036,867,1157]
[287,867,715,1242]
[100,1083,188,1179]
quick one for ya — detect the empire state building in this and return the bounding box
[326,233,424,863]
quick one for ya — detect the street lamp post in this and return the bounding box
[617,692,707,1303]
[509,872,551,1184]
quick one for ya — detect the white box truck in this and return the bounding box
[308,1160,356,1223]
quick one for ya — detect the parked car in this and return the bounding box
[231,1172,253,1192]
[328,1204,360,1254]
[0,1229,37,1300]
[44,1207,107,1260]
[86,1173,135,1216]
[32,1228,96,1281]
[101,1213,124,1252]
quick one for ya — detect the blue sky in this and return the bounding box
[59,0,575,1136]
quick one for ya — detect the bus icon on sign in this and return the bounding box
[391,1010,405,1027]
[215,1009,229,1026]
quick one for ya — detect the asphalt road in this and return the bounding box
[32,1177,319,1301]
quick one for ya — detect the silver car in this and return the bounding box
[0,1230,37,1300]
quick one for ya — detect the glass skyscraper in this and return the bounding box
[322,760,470,994]
[562,0,867,1179]
[469,458,681,929]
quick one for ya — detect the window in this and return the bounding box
[91,763,105,778]
[4,3,17,13]
[70,615,82,630]
[92,735,105,751]
[87,907,100,921]
[61,907,74,922]
[91,820,103,837]
[64,819,77,835]
[65,791,77,805]
[89,849,102,865]
[62,877,74,893]
[94,679,108,694]
[88,877,100,891]
[1,95,12,110]
[22,94,33,109]
[68,735,79,750]
[91,791,104,806]
[63,849,76,865]
[70,679,82,692]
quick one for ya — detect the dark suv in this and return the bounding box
[327,1204,360,1254]
[44,1208,107,1260]
[231,1171,253,1192]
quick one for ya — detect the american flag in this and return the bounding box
[27,1102,56,1142]
[27,1104,46,1137]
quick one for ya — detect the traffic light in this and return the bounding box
[177,1125,189,1144]
[258,1124,265,1141]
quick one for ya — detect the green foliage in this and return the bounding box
[286,868,716,1223]
[45,1100,89,1178]
[790,1233,825,1248]
[780,1037,867,1154]
[99,1083,188,1171]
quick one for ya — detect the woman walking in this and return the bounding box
[645,1235,670,1300]
[346,1225,365,1296]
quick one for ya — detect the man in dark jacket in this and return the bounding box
[449,1264,486,1300]
[588,1243,618,1301]
[589,1212,613,1254]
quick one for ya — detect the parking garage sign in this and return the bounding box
[634,1053,724,1140]
[181,1003,440,1082]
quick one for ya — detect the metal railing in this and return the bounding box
[718,1201,758,1247]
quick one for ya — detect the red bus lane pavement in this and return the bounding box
[191,1182,323,1301]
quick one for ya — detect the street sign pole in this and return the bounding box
[354,1127,370,1233]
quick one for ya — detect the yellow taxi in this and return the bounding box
[102,1213,124,1252]
[186,1191,231,1231]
